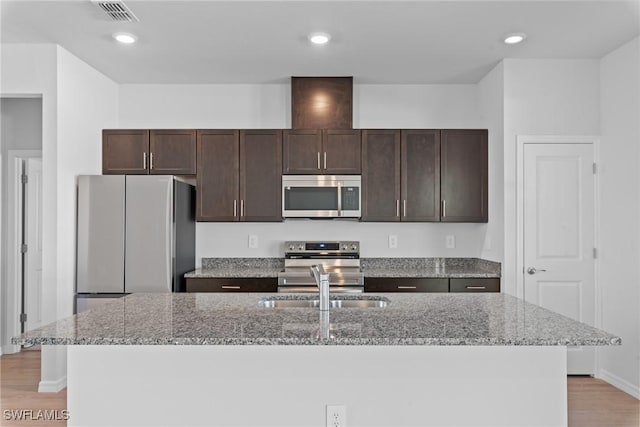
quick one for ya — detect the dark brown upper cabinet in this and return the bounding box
[102,129,149,175]
[283,129,361,174]
[362,129,440,222]
[196,130,239,222]
[291,77,353,129]
[401,130,440,222]
[361,130,401,221]
[102,129,196,175]
[239,130,283,221]
[440,129,488,223]
[149,130,197,175]
[197,129,282,222]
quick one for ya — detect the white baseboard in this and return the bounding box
[1,344,20,355]
[598,369,640,399]
[38,376,67,393]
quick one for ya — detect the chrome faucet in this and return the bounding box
[310,264,330,311]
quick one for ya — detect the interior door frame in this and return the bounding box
[4,150,42,354]
[516,135,601,327]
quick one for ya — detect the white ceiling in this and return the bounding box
[2,0,639,84]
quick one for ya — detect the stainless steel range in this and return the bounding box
[278,241,364,293]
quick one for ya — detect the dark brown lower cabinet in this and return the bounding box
[186,278,277,293]
[449,278,500,293]
[365,278,449,293]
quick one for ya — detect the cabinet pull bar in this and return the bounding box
[143,152,147,169]
[324,152,327,169]
[221,286,241,290]
[317,152,321,170]
[396,200,400,217]
[397,286,417,289]
[403,200,407,217]
[442,199,446,218]
[465,286,486,290]
[150,152,154,170]
[233,200,237,217]
[241,200,244,217]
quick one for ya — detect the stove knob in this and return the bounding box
[298,244,304,251]
[288,244,296,251]
[351,244,358,251]
[341,244,348,251]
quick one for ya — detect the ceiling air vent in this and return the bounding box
[92,1,139,22]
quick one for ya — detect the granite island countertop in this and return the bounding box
[13,293,619,347]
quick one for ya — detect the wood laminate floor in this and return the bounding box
[1,349,638,426]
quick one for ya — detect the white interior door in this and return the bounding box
[24,157,43,332]
[523,142,595,375]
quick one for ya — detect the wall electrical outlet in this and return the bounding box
[326,405,346,427]
[446,235,456,249]
[388,234,398,249]
[248,234,258,249]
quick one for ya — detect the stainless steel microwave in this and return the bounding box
[282,175,361,218]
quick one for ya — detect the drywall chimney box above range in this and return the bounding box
[291,77,353,129]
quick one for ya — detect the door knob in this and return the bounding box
[527,267,547,275]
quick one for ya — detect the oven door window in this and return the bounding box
[284,187,338,210]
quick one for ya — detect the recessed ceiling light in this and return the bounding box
[309,32,331,45]
[113,32,137,44]
[504,33,527,45]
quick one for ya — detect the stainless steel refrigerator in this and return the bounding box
[75,175,195,312]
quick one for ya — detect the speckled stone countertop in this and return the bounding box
[361,258,501,278]
[184,257,499,279]
[185,258,283,278]
[13,293,619,346]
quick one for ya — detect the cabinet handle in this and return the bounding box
[150,152,154,170]
[442,199,446,218]
[143,152,147,169]
[465,286,486,290]
[241,200,245,217]
[221,285,241,290]
[233,200,237,217]
[324,152,327,169]
[396,200,400,217]
[397,286,417,289]
[317,152,321,170]
[403,200,407,217]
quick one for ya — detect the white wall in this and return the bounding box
[118,83,499,265]
[598,37,640,398]
[1,44,58,354]
[502,59,600,293]
[56,46,119,318]
[477,62,505,267]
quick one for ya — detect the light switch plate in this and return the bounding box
[248,235,258,249]
[388,234,398,249]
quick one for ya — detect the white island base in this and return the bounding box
[68,345,567,426]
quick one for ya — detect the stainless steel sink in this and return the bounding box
[258,296,389,309]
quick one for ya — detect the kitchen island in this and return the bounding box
[14,293,620,426]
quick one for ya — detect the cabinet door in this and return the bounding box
[441,130,488,222]
[149,130,197,175]
[361,130,401,221]
[365,278,449,292]
[196,130,239,221]
[102,129,149,174]
[282,129,322,174]
[240,130,283,222]
[322,129,361,174]
[401,130,440,221]
[449,278,500,293]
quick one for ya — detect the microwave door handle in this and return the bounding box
[337,182,342,217]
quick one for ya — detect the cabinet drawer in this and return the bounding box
[365,278,448,293]
[186,278,277,293]
[449,278,500,293]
